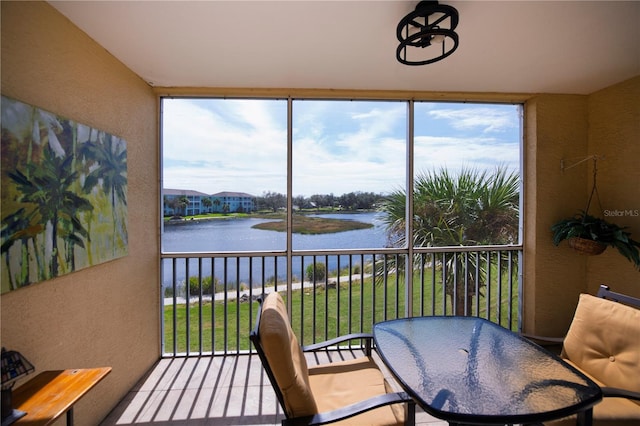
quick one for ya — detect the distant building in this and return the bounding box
[163,189,255,216]
[163,189,210,216]
[211,191,255,213]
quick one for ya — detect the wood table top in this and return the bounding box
[12,367,112,426]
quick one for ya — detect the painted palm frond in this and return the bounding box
[1,96,128,293]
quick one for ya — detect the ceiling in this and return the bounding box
[49,1,640,95]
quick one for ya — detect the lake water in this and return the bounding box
[162,212,389,289]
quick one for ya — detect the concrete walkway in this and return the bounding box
[163,274,368,306]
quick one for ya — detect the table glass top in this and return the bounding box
[373,316,601,424]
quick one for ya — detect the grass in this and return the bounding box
[252,215,373,234]
[164,266,519,354]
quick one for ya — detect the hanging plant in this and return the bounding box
[552,211,640,267]
[551,157,640,269]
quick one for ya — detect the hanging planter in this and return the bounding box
[567,236,607,256]
[552,212,639,267]
[551,156,640,268]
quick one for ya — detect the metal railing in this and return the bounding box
[161,245,522,357]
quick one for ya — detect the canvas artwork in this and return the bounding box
[1,96,128,294]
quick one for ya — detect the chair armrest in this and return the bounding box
[282,391,415,426]
[302,333,373,353]
[602,387,640,401]
[520,332,565,345]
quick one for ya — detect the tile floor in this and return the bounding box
[100,351,448,426]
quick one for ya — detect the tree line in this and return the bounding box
[256,191,386,212]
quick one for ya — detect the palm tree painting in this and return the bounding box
[1,96,128,293]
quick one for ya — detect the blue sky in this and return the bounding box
[162,98,520,197]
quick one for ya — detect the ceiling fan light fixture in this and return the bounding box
[396,1,459,65]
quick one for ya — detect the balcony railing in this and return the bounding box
[161,246,522,357]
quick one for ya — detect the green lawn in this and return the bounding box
[164,266,519,354]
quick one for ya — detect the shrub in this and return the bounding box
[188,275,216,295]
[305,262,326,282]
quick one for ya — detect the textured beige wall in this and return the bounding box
[524,95,590,336]
[1,2,159,424]
[524,77,640,336]
[586,76,640,296]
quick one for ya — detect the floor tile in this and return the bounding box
[101,353,447,426]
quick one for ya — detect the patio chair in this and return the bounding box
[528,285,640,425]
[249,292,416,426]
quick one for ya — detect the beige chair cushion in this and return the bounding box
[561,293,640,394]
[308,357,405,426]
[548,294,640,426]
[548,360,640,426]
[259,292,406,425]
[259,292,318,417]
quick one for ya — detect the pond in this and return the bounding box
[162,212,390,289]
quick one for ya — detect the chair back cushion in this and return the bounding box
[562,293,640,393]
[259,292,318,417]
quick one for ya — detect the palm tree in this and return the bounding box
[163,195,182,216]
[201,197,212,213]
[178,196,189,216]
[79,133,127,255]
[8,148,93,278]
[1,208,44,288]
[378,166,520,315]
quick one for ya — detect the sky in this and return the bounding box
[162,98,521,197]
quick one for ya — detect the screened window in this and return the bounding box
[161,98,522,253]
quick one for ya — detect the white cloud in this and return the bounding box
[162,99,287,195]
[162,99,520,197]
[427,106,519,133]
[414,135,519,173]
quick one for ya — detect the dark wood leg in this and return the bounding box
[66,407,74,426]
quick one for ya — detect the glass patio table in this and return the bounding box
[373,316,602,426]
